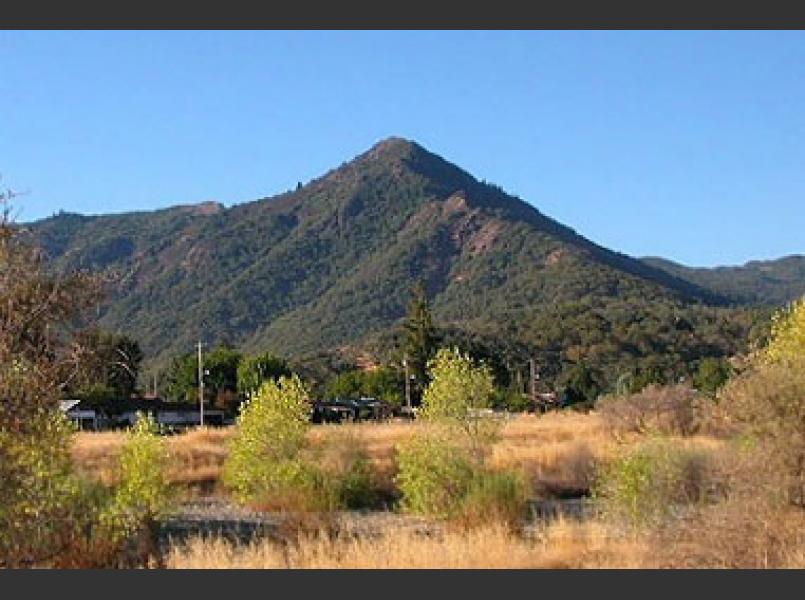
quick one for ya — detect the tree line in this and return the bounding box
[64,276,737,415]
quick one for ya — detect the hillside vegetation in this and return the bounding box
[643,255,805,306]
[30,137,777,389]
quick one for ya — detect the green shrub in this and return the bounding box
[337,453,379,509]
[223,375,311,504]
[593,439,715,528]
[396,348,526,524]
[100,413,171,544]
[325,435,383,509]
[223,375,343,512]
[396,433,527,525]
[396,434,475,518]
[458,469,529,528]
[249,459,338,513]
[0,411,86,566]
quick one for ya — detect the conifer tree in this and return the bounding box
[402,281,437,403]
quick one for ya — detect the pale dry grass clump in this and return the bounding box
[490,412,619,497]
[501,411,610,444]
[166,428,232,489]
[71,430,126,485]
[637,444,805,569]
[647,498,805,569]
[165,518,646,569]
[596,384,701,437]
[529,517,647,568]
[72,427,233,491]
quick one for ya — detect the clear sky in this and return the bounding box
[1,30,803,267]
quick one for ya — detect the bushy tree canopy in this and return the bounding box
[325,366,403,405]
[237,352,291,398]
[762,296,805,365]
[222,375,312,504]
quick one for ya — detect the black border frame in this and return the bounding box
[3,2,805,29]
[2,5,804,593]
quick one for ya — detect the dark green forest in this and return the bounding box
[643,255,805,307]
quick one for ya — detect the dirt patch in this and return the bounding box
[467,219,503,256]
[441,192,469,216]
[158,498,441,549]
[399,201,442,238]
[545,248,567,266]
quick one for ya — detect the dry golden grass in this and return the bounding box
[489,412,617,496]
[308,421,413,490]
[649,499,805,569]
[71,430,127,485]
[72,426,234,491]
[72,413,617,493]
[73,411,797,569]
[165,427,233,489]
[71,412,725,501]
[164,517,646,569]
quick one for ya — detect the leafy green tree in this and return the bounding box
[362,367,403,406]
[401,281,437,404]
[70,329,143,401]
[326,370,363,399]
[163,352,198,403]
[325,366,403,405]
[492,388,531,412]
[693,357,733,396]
[163,344,242,406]
[762,296,805,365]
[559,361,602,406]
[99,413,170,549]
[236,351,291,398]
[223,375,331,508]
[420,347,497,459]
[204,345,242,397]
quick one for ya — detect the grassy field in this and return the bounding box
[71,410,796,569]
[72,412,630,497]
[163,518,647,569]
[72,411,727,498]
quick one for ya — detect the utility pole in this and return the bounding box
[403,355,411,414]
[529,358,538,409]
[198,341,205,427]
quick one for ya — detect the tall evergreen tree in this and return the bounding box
[402,281,437,404]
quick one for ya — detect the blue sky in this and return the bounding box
[1,30,803,267]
